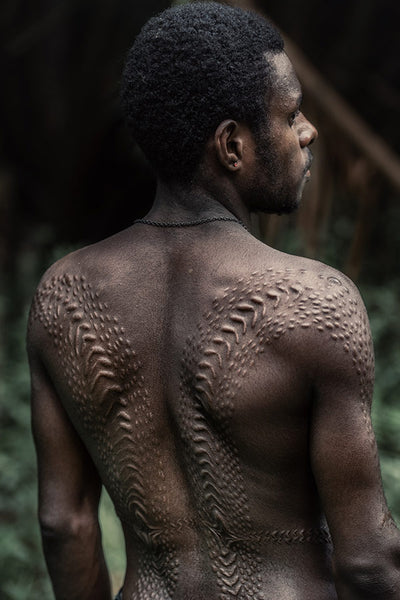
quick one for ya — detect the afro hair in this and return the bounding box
[121,1,284,181]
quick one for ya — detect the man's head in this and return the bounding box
[121,1,284,182]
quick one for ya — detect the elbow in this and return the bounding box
[334,554,400,598]
[39,507,98,542]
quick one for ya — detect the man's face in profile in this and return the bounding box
[248,53,317,215]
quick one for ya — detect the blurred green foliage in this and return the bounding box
[0,298,52,599]
[367,283,400,518]
[1,227,400,599]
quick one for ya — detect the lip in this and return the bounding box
[304,153,313,176]
[304,158,312,179]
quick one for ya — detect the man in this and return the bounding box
[27,2,400,599]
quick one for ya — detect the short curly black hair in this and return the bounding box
[121,1,284,181]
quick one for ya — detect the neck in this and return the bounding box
[144,178,252,230]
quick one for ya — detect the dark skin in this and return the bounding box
[28,52,400,599]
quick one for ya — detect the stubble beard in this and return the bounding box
[252,138,302,216]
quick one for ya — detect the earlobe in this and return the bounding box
[214,119,243,171]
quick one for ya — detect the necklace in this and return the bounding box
[134,216,249,232]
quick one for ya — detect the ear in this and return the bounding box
[214,119,245,172]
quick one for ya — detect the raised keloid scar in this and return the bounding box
[30,273,178,599]
[178,269,375,598]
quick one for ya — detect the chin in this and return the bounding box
[262,193,301,215]
[254,202,298,217]
[277,182,307,214]
[250,182,303,215]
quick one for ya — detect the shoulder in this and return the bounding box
[264,251,370,343]
[256,252,374,388]
[248,243,366,318]
[214,239,369,344]
[225,246,373,379]
[233,242,366,320]
[27,232,126,357]
[276,253,370,341]
[30,225,135,302]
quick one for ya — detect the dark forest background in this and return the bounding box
[1,0,400,597]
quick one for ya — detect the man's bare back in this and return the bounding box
[29,220,387,599]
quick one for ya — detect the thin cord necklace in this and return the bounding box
[134,215,249,232]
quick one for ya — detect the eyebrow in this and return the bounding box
[286,93,302,113]
[295,93,303,108]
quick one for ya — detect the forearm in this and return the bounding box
[335,574,400,599]
[333,549,400,600]
[41,516,111,600]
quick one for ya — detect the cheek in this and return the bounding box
[275,135,296,166]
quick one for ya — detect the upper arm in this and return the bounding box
[306,274,391,559]
[28,316,102,530]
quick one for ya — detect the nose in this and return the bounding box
[298,114,318,147]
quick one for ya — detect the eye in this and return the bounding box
[288,109,300,127]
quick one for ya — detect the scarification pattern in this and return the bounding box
[248,526,331,545]
[178,268,375,598]
[30,273,178,599]
[180,337,264,599]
